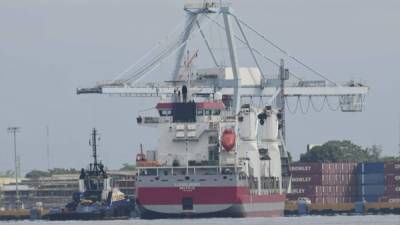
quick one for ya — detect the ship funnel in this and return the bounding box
[258,107,279,141]
[239,104,257,140]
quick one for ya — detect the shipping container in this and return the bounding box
[356,195,381,202]
[322,174,357,185]
[290,185,317,196]
[290,162,322,174]
[384,161,400,174]
[385,174,400,185]
[357,173,385,185]
[322,163,357,174]
[291,162,359,175]
[357,162,384,174]
[316,185,357,196]
[358,184,385,196]
[385,185,400,196]
[291,175,322,185]
[291,184,357,197]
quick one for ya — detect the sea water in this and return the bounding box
[1,215,399,225]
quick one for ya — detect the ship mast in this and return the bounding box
[91,128,98,166]
[89,127,103,175]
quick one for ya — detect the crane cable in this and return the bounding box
[310,96,326,112]
[122,15,202,83]
[204,14,303,81]
[285,97,299,114]
[326,96,340,111]
[121,15,202,83]
[123,13,220,84]
[111,18,188,83]
[234,15,341,87]
[298,96,311,114]
[117,14,203,83]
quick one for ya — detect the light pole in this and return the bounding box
[7,126,20,209]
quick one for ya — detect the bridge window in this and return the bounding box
[159,110,172,117]
[197,109,204,116]
[212,110,221,115]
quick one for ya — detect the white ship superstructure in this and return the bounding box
[134,67,287,217]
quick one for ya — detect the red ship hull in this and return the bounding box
[136,185,285,218]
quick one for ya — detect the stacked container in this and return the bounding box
[383,161,400,200]
[356,162,385,202]
[288,162,357,204]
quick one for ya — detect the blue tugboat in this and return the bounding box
[46,128,134,220]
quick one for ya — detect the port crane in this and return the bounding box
[76,1,368,178]
[77,1,368,137]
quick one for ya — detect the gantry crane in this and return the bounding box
[77,1,368,134]
[76,1,368,171]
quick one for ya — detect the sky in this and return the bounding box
[0,0,399,173]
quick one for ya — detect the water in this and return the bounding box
[1,215,399,225]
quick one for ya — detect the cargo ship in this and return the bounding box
[134,68,291,218]
[46,128,134,220]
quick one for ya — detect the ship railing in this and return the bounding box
[249,188,281,196]
[137,165,241,177]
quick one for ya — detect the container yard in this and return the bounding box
[288,162,358,204]
[285,161,400,215]
[288,161,400,204]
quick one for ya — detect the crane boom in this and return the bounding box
[77,82,368,97]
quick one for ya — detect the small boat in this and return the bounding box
[46,128,134,220]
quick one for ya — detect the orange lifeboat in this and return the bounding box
[221,129,236,151]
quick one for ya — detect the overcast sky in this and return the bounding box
[0,0,399,173]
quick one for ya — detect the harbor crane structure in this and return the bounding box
[77,1,369,144]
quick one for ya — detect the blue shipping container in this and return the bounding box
[357,173,385,185]
[357,163,384,174]
[356,195,381,202]
[358,184,385,196]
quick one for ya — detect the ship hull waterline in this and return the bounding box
[136,183,285,219]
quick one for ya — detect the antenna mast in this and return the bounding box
[398,118,400,157]
[91,128,98,166]
[46,126,50,171]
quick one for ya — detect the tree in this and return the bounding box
[380,156,400,161]
[25,170,50,179]
[0,170,15,178]
[49,168,80,175]
[300,140,383,163]
[287,151,293,163]
[365,145,382,161]
[120,163,136,171]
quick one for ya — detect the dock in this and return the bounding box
[284,201,400,215]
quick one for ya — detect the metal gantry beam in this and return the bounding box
[76,2,369,113]
[222,6,241,115]
[94,84,368,97]
[195,19,219,67]
[172,13,199,81]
